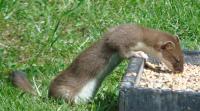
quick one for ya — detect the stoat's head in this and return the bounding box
[157,36,184,73]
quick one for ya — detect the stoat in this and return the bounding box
[10,24,184,104]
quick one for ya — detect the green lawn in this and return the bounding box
[0,0,199,111]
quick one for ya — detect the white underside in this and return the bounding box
[74,79,97,103]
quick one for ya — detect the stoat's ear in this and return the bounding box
[161,41,175,50]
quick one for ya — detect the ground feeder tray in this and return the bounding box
[119,50,200,111]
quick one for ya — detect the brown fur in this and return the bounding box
[10,24,184,103]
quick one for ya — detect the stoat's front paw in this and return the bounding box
[132,51,148,61]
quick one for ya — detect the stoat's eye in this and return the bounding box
[174,55,180,62]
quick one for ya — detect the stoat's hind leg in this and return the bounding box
[49,79,98,104]
[49,85,72,102]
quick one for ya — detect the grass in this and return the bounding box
[0,0,199,111]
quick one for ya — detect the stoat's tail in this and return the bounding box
[9,71,37,95]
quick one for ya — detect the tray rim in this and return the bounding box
[121,50,200,92]
[119,50,200,111]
